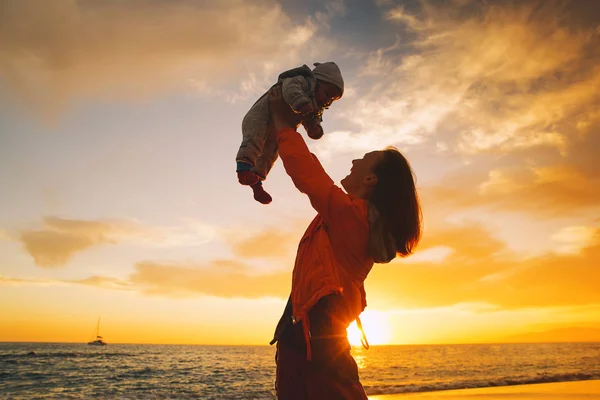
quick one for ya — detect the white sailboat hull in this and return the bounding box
[88,317,108,345]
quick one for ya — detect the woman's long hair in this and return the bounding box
[371,147,422,257]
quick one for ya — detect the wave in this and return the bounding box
[364,372,600,395]
[0,352,134,359]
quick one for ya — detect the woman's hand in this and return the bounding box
[268,84,302,133]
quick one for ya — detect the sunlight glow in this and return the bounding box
[347,310,392,346]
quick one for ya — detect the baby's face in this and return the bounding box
[315,81,342,109]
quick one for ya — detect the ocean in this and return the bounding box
[1,342,599,399]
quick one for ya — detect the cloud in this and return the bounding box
[17,216,214,268]
[418,222,509,260]
[0,273,134,291]
[366,223,600,310]
[129,260,290,299]
[386,4,429,31]
[0,256,292,299]
[0,256,283,296]
[402,246,454,264]
[228,227,300,259]
[0,274,66,287]
[314,0,347,30]
[315,0,600,226]
[551,226,598,255]
[74,276,134,291]
[423,161,600,217]
[20,229,99,268]
[0,0,331,116]
[317,0,600,160]
[4,223,303,297]
[4,223,599,309]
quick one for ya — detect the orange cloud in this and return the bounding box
[71,224,600,310]
[424,161,600,217]
[6,221,599,313]
[0,273,135,292]
[0,0,325,116]
[0,274,65,287]
[75,276,133,291]
[20,229,100,268]
[17,216,214,268]
[366,224,600,310]
[129,260,290,299]
[4,223,302,296]
[0,258,292,299]
[230,228,300,259]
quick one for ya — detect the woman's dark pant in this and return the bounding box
[273,296,368,400]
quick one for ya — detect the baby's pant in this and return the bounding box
[236,97,278,180]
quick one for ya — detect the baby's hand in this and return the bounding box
[307,125,324,140]
[296,103,314,115]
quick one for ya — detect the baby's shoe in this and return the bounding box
[251,182,272,204]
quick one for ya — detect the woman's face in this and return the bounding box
[315,81,342,109]
[341,151,384,197]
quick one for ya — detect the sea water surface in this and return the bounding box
[1,342,599,399]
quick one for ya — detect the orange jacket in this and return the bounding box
[277,127,374,360]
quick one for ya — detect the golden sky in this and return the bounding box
[0,0,599,345]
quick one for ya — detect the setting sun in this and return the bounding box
[347,310,392,346]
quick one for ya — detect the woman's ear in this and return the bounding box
[363,173,378,187]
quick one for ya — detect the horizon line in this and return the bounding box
[2,340,599,346]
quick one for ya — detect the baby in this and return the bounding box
[236,62,344,204]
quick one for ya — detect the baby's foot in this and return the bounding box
[251,183,272,204]
[237,170,260,186]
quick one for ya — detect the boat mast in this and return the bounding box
[96,317,101,339]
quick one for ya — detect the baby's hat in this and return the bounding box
[312,62,344,97]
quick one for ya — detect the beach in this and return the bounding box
[369,380,600,399]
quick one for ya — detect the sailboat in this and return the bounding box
[87,317,107,346]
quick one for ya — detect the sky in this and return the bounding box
[0,0,599,346]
